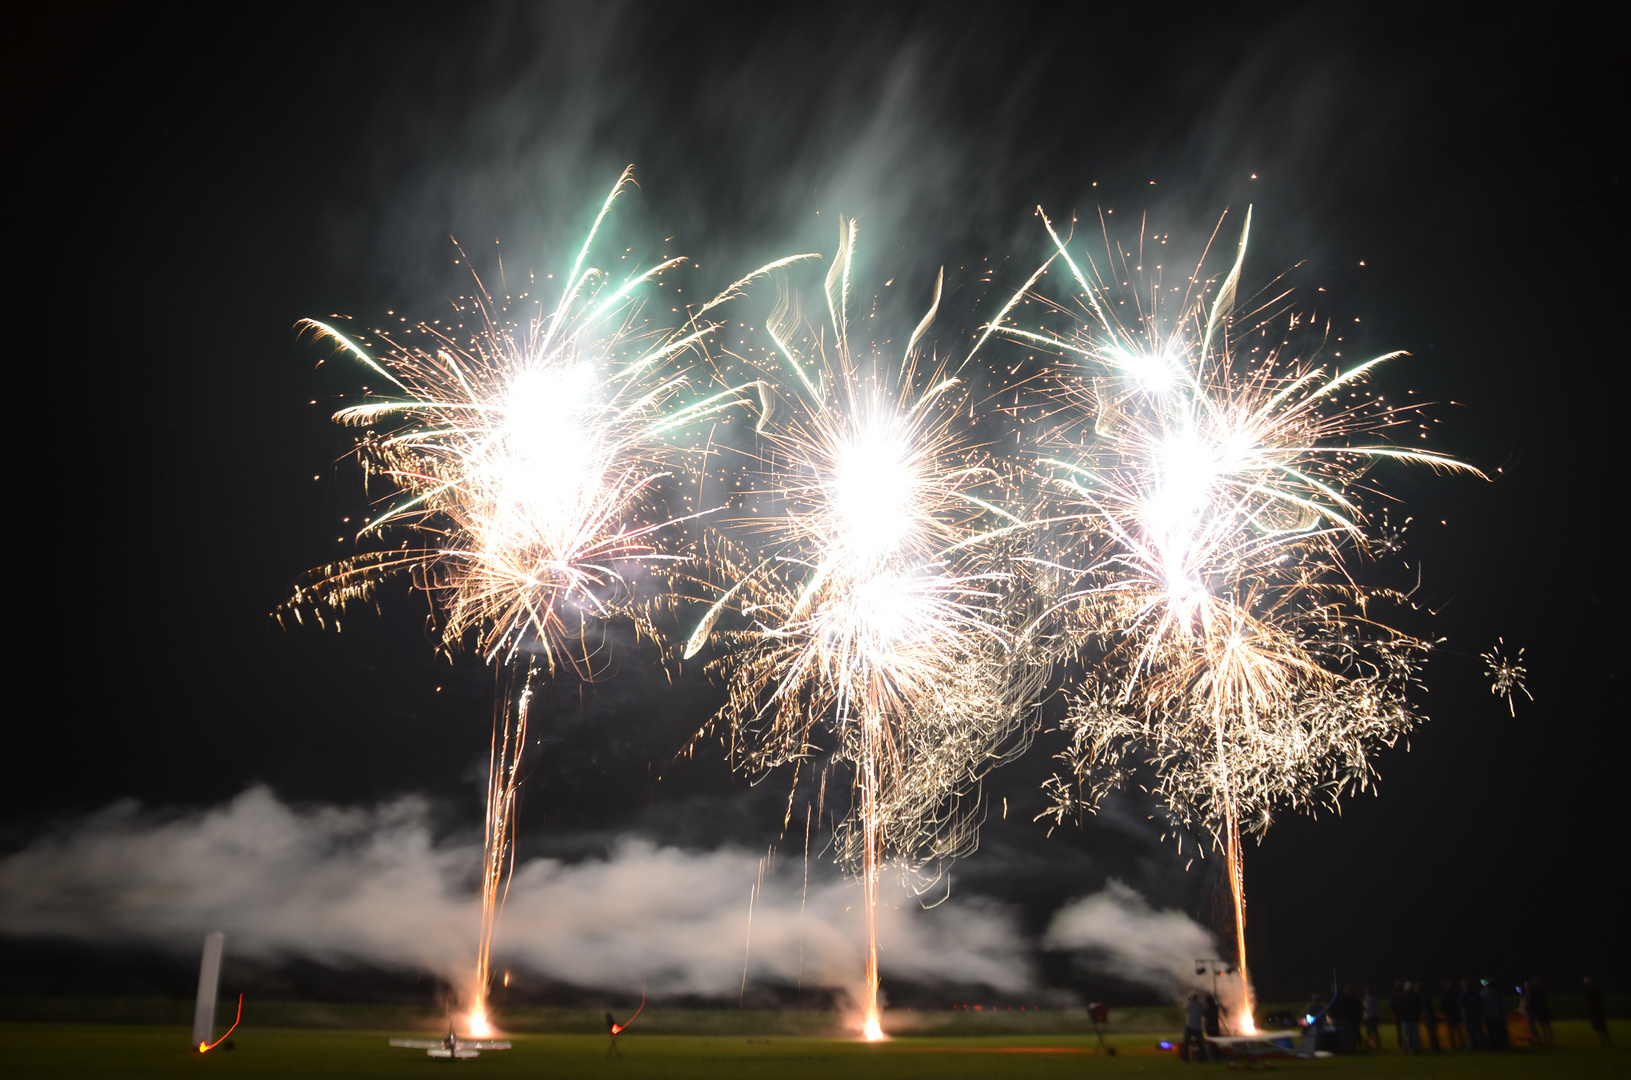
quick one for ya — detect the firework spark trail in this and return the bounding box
[472,661,539,1035]
[679,221,1041,1039]
[280,169,810,1035]
[994,207,1481,1031]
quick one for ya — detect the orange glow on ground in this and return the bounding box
[862,1011,886,1042]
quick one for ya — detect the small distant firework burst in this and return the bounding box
[679,220,1039,1039]
[281,169,804,1035]
[1482,638,1531,716]
[994,206,1482,1030]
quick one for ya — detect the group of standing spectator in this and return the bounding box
[1179,991,1228,1061]
[1448,977,1516,1050]
[1307,975,1609,1052]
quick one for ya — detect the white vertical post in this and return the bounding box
[191,931,225,1049]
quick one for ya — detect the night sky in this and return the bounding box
[9,2,1626,1005]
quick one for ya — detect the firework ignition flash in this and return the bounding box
[466,1001,493,1039]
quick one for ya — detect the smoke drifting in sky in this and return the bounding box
[0,788,1035,999]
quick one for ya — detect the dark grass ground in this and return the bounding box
[8,1021,1626,1080]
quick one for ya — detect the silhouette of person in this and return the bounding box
[1584,977,1610,1047]
[1306,990,1328,1050]
[1329,985,1359,1053]
[1182,991,1206,1062]
[1480,979,1509,1051]
[1458,979,1486,1051]
[1419,980,1440,1052]
[1440,981,1465,1050]
[1519,980,1548,1048]
[1361,987,1380,1052]
[1398,982,1423,1052]
[1202,993,1222,1061]
[1527,978,1553,1047]
[606,1011,622,1058]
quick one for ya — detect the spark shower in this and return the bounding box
[283,170,1518,1038]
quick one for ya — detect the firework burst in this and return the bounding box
[279,168,805,1034]
[680,220,1039,1038]
[1481,638,1531,716]
[994,207,1482,1031]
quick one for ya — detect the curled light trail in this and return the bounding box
[680,220,1040,1039]
[995,207,1481,1031]
[197,994,243,1053]
[610,980,648,1036]
[281,168,808,1035]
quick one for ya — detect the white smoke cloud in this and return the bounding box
[0,787,1030,998]
[1044,880,1249,1013]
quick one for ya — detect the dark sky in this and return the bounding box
[9,1,1626,1003]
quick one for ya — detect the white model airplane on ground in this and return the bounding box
[1206,1026,1332,1060]
[389,1031,513,1060]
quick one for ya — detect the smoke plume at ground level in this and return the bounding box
[1,788,1228,1009]
[1046,880,1249,1022]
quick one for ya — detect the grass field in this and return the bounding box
[7,1021,1626,1079]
